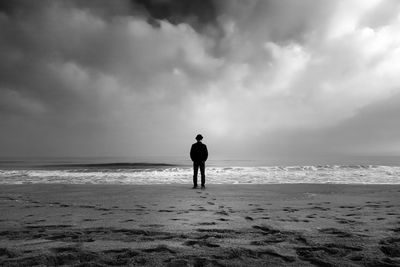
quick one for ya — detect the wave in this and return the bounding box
[40,162,181,169]
[1,165,400,184]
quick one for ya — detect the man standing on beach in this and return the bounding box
[190,134,208,189]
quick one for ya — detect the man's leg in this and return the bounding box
[200,161,205,187]
[193,162,199,187]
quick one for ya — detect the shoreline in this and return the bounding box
[2,164,400,185]
[1,184,399,266]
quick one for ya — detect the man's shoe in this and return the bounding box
[201,185,205,190]
[192,186,198,189]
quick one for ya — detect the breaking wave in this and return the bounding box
[0,164,399,184]
[40,162,179,169]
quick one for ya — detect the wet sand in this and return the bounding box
[0,184,399,266]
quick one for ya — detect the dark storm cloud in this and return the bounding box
[133,0,218,29]
[0,0,223,156]
[0,0,37,14]
[0,0,220,29]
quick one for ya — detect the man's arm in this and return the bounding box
[190,144,194,161]
[204,145,208,162]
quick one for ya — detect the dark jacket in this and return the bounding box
[190,142,208,162]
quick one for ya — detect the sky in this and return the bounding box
[1,0,400,163]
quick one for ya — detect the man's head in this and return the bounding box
[195,134,203,141]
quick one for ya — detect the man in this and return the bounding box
[190,134,208,189]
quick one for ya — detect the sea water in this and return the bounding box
[0,157,399,184]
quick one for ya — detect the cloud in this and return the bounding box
[1,0,400,160]
[0,0,221,156]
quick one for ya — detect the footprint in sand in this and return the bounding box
[140,224,163,228]
[391,227,400,233]
[207,202,215,205]
[194,222,217,226]
[283,207,298,213]
[335,218,361,225]
[177,211,190,214]
[78,205,96,208]
[82,218,97,222]
[183,240,220,248]
[310,206,330,211]
[96,207,111,211]
[170,218,188,221]
[319,228,353,238]
[158,209,174,212]
[28,219,46,224]
[253,208,265,212]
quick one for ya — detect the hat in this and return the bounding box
[195,134,203,140]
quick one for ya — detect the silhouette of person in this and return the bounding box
[190,134,208,189]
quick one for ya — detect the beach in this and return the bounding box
[0,184,399,266]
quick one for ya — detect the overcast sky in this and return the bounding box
[1,0,400,162]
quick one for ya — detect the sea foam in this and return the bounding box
[0,165,399,184]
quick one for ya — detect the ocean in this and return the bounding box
[0,156,399,185]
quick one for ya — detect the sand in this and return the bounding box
[0,184,399,266]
